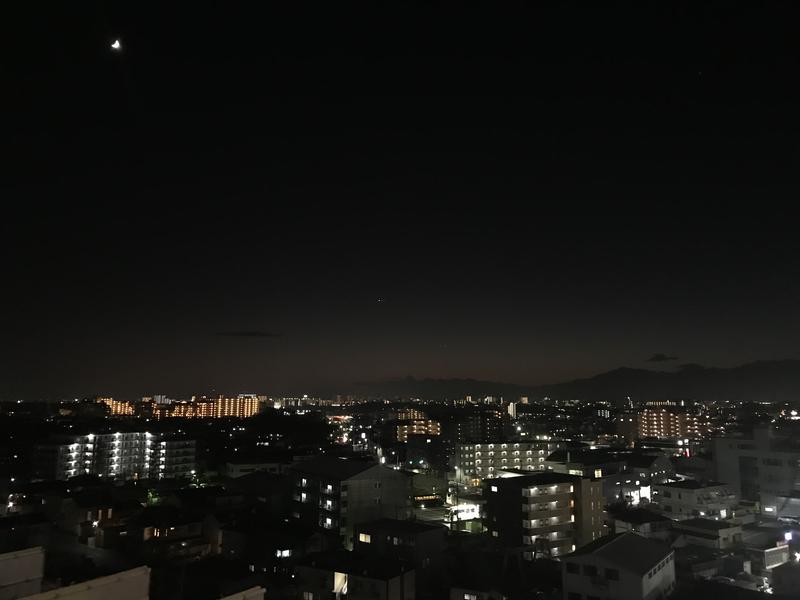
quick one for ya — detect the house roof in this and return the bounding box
[568,533,672,576]
[488,472,581,487]
[290,456,380,480]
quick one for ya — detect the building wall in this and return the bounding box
[0,546,44,600]
[19,566,150,600]
[712,429,800,514]
[651,483,737,519]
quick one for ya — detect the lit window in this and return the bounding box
[491,485,498,492]
[359,533,372,543]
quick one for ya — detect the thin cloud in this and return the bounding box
[646,353,679,362]
[216,331,283,338]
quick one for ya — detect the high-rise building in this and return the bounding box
[34,432,196,481]
[96,398,135,417]
[483,472,605,559]
[455,408,505,443]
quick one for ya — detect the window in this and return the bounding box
[605,568,619,581]
[464,595,478,600]
[491,485,498,492]
[566,562,579,574]
[583,565,597,576]
[567,593,582,600]
[374,482,382,489]
[358,533,371,543]
[275,549,291,557]
[303,593,314,600]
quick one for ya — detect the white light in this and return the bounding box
[111,39,122,51]
[785,532,793,542]
[92,520,99,527]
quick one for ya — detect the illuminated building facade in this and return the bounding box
[617,409,710,442]
[97,398,135,416]
[455,439,564,483]
[152,394,263,419]
[483,472,605,559]
[34,432,195,481]
[395,419,441,443]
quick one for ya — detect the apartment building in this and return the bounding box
[289,457,412,549]
[34,432,196,481]
[395,420,441,443]
[651,480,737,520]
[617,409,711,443]
[455,439,563,483]
[483,472,605,559]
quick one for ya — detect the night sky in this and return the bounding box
[4,2,800,399]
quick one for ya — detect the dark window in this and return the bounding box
[566,563,579,574]
[605,568,619,581]
[583,565,598,577]
[567,594,581,600]
[588,596,601,600]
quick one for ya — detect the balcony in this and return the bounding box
[523,520,574,535]
[524,505,570,520]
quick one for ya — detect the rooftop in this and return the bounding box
[290,456,380,480]
[676,518,740,532]
[357,518,446,535]
[299,550,410,580]
[488,472,581,486]
[568,533,672,576]
[657,479,726,490]
[613,508,673,525]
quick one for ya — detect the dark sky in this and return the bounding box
[3,2,800,399]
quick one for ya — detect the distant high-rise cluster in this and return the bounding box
[151,394,265,419]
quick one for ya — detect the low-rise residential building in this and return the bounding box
[295,551,415,600]
[673,518,742,550]
[561,533,675,600]
[651,480,737,519]
[483,472,605,559]
[354,519,447,591]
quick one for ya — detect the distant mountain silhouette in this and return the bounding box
[352,360,800,403]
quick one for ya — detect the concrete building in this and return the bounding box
[456,439,564,484]
[289,457,412,549]
[0,546,44,599]
[616,409,711,443]
[651,480,737,520]
[295,551,415,600]
[395,420,441,443]
[154,394,263,419]
[483,472,605,559]
[673,518,742,550]
[545,449,674,506]
[33,432,195,481]
[354,519,446,592]
[712,427,800,517]
[561,533,675,600]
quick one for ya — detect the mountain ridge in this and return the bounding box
[351,359,800,403]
